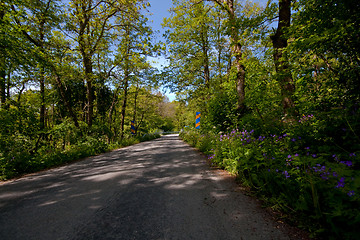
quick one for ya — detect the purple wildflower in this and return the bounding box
[283,171,290,179]
[347,191,355,197]
[332,154,339,161]
[258,136,265,141]
[321,174,329,180]
[340,161,353,167]
[335,177,345,188]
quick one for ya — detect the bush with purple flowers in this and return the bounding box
[180,112,360,239]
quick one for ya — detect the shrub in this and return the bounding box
[181,118,360,239]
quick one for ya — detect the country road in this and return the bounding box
[0,134,306,240]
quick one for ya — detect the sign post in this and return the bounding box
[195,112,201,129]
[131,121,136,135]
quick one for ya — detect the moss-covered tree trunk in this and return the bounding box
[270,0,296,116]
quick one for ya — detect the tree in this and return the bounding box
[0,0,30,109]
[270,0,296,116]
[290,0,360,110]
[20,0,62,129]
[109,2,156,139]
[163,0,214,94]
[67,0,137,127]
[7,0,82,128]
[208,0,246,112]
[0,2,5,108]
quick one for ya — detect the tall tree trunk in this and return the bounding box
[270,0,296,115]
[113,108,118,140]
[0,8,6,108]
[39,11,46,130]
[133,84,140,134]
[120,25,131,139]
[77,1,93,127]
[212,0,246,112]
[39,68,46,130]
[120,75,129,140]
[6,71,10,102]
[108,86,120,128]
[38,6,47,130]
[84,56,93,127]
[74,0,121,128]
[216,9,223,82]
[199,6,210,90]
[201,35,210,89]
[0,57,5,108]
[229,6,246,111]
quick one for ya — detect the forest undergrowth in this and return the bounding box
[0,116,161,181]
[181,112,360,240]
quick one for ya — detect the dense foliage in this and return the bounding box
[0,0,177,180]
[165,0,360,239]
[1,0,359,238]
[181,117,359,239]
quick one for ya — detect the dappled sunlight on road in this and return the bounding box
[0,134,295,240]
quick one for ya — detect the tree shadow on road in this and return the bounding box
[0,134,308,240]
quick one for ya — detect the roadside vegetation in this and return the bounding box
[180,117,359,239]
[0,0,178,180]
[0,116,161,180]
[163,0,360,239]
[1,0,359,239]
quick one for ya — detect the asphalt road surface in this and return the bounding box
[0,134,304,240]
